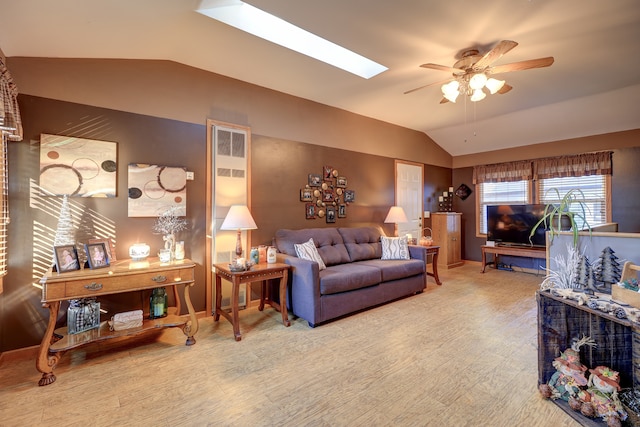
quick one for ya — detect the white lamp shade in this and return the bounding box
[470,88,487,102]
[485,78,506,94]
[384,206,409,223]
[441,80,460,103]
[469,73,488,90]
[220,205,257,230]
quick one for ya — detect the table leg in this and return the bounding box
[37,301,62,386]
[182,283,198,346]
[231,278,241,341]
[258,280,266,311]
[481,249,488,273]
[279,270,291,327]
[214,274,222,321]
[431,251,442,285]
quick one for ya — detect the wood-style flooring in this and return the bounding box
[0,263,579,426]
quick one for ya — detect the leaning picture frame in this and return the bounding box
[54,245,80,273]
[85,242,110,269]
[88,238,116,262]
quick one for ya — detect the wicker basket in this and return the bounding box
[419,227,433,246]
[612,261,640,308]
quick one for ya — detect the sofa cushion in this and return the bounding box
[380,235,410,260]
[294,238,326,270]
[319,263,382,295]
[358,259,425,282]
[274,228,350,266]
[338,226,383,262]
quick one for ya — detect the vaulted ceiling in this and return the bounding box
[1,0,639,156]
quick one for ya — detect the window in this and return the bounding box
[537,175,610,230]
[477,180,531,235]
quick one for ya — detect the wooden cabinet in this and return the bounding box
[431,212,463,269]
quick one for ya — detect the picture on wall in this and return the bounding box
[128,164,187,217]
[39,134,117,197]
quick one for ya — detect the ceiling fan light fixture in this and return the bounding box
[469,73,488,90]
[441,81,460,103]
[485,78,506,94]
[470,89,486,102]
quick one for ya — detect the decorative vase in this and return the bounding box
[267,246,277,263]
[149,288,167,319]
[174,241,185,260]
[163,232,176,257]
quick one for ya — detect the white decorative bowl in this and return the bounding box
[129,243,150,261]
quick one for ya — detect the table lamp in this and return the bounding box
[220,205,257,258]
[384,206,408,237]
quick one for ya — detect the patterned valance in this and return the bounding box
[533,151,612,180]
[0,48,22,142]
[472,160,533,184]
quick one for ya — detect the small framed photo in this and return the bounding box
[308,174,322,187]
[54,245,80,273]
[85,242,110,269]
[344,189,355,203]
[322,190,334,202]
[326,206,336,223]
[305,203,316,219]
[89,238,116,261]
[300,188,313,202]
[323,166,333,180]
[338,204,347,218]
[336,176,347,188]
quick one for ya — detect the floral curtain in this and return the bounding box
[533,151,612,179]
[472,160,533,184]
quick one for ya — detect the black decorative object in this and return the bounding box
[455,183,472,200]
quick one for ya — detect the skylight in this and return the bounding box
[196,0,388,79]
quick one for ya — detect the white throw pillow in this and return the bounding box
[294,238,327,270]
[381,235,410,260]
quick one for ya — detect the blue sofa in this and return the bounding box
[274,226,427,327]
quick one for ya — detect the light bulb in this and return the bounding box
[485,78,506,94]
[469,73,488,90]
[470,89,486,102]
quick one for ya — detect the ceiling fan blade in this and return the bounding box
[439,98,450,104]
[473,40,518,70]
[404,78,451,95]
[489,57,555,74]
[420,63,465,74]
[497,84,513,94]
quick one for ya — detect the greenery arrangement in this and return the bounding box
[529,188,590,247]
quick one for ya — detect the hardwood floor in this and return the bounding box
[0,263,578,426]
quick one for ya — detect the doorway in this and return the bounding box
[395,160,424,240]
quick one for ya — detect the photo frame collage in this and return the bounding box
[300,166,354,223]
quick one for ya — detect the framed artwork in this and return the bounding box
[85,242,110,269]
[300,188,313,202]
[89,238,116,262]
[128,164,187,217]
[344,190,355,203]
[323,166,333,180]
[39,134,117,197]
[326,206,336,223]
[54,245,80,273]
[336,176,347,188]
[308,174,322,187]
[305,203,316,219]
[338,204,347,218]
[323,190,334,202]
[455,183,473,200]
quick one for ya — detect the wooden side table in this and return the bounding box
[425,246,442,285]
[213,262,290,341]
[37,258,198,386]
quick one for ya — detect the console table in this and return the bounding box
[37,258,198,386]
[481,244,545,273]
[213,263,290,341]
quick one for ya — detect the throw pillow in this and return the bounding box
[380,235,410,260]
[294,238,327,270]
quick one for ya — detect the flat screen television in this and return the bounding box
[486,204,547,247]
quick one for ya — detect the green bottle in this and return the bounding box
[149,288,167,319]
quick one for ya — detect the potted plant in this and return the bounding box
[529,188,591,247]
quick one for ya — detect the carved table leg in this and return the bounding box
[431,251,442,286]
[214,274,222,321]
[231,278,241,341]
[279,270,291,327]
[182,283,198,346]
[36,301,61,386]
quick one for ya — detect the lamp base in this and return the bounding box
[235,229,243,258]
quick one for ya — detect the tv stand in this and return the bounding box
[481,245,545,273]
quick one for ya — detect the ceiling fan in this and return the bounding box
[404,40,554,103]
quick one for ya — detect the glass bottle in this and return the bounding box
[250,247,259,265]
[149,287,168,319]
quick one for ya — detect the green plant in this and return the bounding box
[529,188,591,247]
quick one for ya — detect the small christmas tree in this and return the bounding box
[594,246,622,288]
